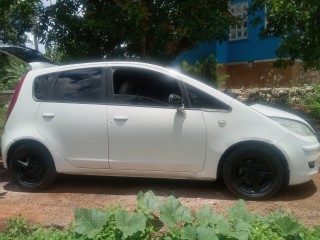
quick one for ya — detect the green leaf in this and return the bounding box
[215,218,233,236]
[114,209,147,240]
[273,215,302,236]
[74,208,109,239]
[227,200,255,223]
[180,225,218,240]
[196,205,224,227]
[137,190,161,214]
[180,225,197,240]
[195,226,219,240]
[159,196,194,229]
[231,219,251,240]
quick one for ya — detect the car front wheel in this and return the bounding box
[9,143,56,191]
[222,145,285,199]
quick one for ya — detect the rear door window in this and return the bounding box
[53,68,102,103]
[33,68,103,103]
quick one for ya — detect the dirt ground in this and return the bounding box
[0,107,319,230]
[0,166,320,230]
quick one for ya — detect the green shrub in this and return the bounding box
[182,55,229,88]
[0,107,7,136]
[300,84,320,120]
[0,217,76,240]
[0,191,319,240]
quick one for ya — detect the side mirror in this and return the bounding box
[168,94,186,116]
[168,94,183,108]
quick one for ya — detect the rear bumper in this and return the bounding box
[1,132,14,169]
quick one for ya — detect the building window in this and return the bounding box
[229,1,248,40]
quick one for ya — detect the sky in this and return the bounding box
[26,0,56,53]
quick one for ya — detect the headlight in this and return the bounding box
[270,117,315,137]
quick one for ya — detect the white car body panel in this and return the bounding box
[36,103,109,169]
[29,62,57,70]
[197,101,288,177]
[107,105,206,172]
[1,61,320,196]
[250,104,312,126]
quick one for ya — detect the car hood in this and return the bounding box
[250,104,311,127]
[0,43,56,70]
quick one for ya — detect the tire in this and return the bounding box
[9,143,57,191]
[222,145,285,200]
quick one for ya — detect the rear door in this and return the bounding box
[35,66,109,169]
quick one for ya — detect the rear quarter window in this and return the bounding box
[33,73,56,101]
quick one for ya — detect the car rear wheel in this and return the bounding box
[222,145,285,199]
[9,143,56,191]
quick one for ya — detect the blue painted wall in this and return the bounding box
[174,42,216,65]
[226,0,281,63]
[174,0,281,65]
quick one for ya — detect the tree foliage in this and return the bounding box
[252,0,320,70]
[0,54,28,91]
[0,0,41,45]
[182,55,229,88]
[37,0,234,63]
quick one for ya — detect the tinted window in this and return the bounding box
[113,68,181,107]
[34,73,56,101]
[53,68,102,103]
[185,84,230,110]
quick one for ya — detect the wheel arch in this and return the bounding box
[217,140,290,187]
[7,139,56,171]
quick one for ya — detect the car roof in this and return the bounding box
[30,61,174,73]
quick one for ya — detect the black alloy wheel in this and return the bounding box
[16,152,45,186]
[9,143,56,191]
[223,145,285,199]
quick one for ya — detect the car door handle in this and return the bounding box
[113,116,128,121]
[42,113,55,118]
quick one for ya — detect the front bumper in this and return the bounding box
[276,133,320,186]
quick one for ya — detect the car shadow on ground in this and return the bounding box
[1,170,318,201]
[2,173,235,200]
[272,180,318,201]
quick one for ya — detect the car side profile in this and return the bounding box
[1,46,319,199]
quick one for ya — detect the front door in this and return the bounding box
[107,66,206,172]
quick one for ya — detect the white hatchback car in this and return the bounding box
[1,47,320,199]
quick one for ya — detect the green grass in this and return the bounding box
[299,84,320,121]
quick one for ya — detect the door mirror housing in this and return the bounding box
[168,94,184,108]
[168,94,185,116]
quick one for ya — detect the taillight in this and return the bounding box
[6,73,28,121]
